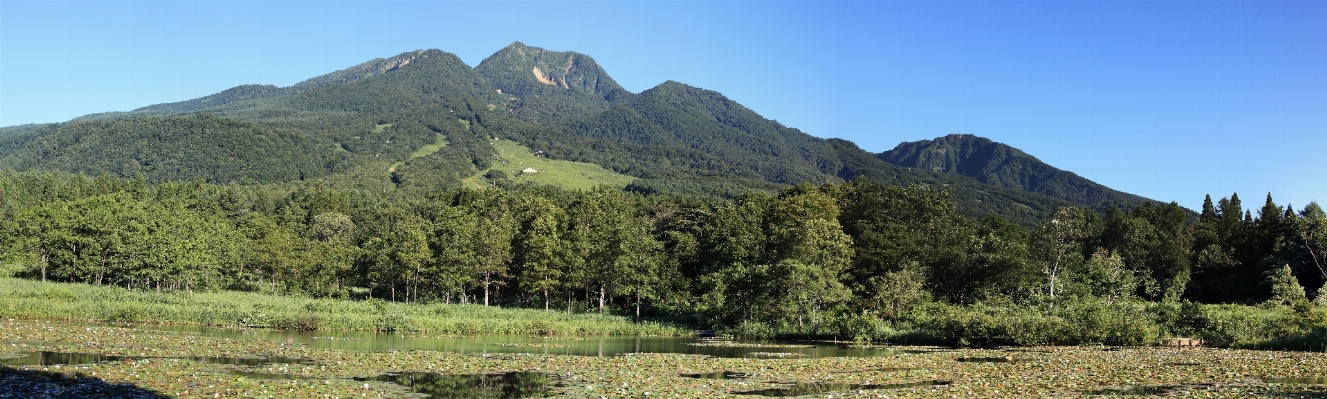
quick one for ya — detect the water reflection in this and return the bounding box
[0,351,125,366]
[120,323,905,358]
[956,356,1014,363]
[0,350,557,397]
[736,380,951,396]
[0,351,309,367]
[362,371,556,398]
[1263,376,1327,384]
[680,370,751,380]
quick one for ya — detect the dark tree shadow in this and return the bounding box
[0,366,171,399]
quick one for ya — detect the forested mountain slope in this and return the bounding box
[476,42,632,122]
[71,50,448,121]
[0,43,1164,224]
[878,134,1150,208]
[0,115,346,184]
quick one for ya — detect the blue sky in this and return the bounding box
[1,0,1323,211]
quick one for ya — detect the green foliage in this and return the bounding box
[0,170,1321,347]
[1266,264,1308,306]
[0,114,345,184]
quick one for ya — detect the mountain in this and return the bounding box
[476,41,632,122]
[71,50,454,121]
[878,134,1149,208]
[0,114,345,184]
[0,42,1161,225]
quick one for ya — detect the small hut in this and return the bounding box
[522,167,538,174]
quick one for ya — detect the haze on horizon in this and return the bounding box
[1,0,1322,211]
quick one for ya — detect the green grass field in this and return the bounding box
[462,139,634,191]
[409,133,448,159]
[0,278,682,336]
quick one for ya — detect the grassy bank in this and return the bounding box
[720,299,1327,351]
[0,278,685,336]
[911,300,1327,350]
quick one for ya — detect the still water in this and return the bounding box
[126,323,901,359]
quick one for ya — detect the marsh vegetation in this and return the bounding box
[4,320,1327,398]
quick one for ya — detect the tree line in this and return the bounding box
[1,171,1323,333]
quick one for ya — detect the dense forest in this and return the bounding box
[2,171,1323,346]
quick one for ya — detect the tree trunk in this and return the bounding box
[1049,259,1059,299]
[599,285,606,314]
[96,254,106,286]
[634,290,640,323]
[544,289,550,311]
[1305,237,1326,280]
[39,249,48,282]
[484,272,491,306]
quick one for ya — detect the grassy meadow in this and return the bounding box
[462,139,635,190]
[408,132,449,159]
[0,277,683,336]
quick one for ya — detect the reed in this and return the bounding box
[0,277,685,336]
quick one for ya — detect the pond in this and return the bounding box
[117,323,906,359]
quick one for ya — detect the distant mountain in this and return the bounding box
[878,134,1149,208]
[0,42,1162,225]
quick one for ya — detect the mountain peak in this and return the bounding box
[476,43,627,98]
[878,134,1147,207]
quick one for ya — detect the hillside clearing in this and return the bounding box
[462,139,633,191]
[408,133,448,159]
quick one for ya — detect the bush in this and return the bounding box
[727,321,776,340]
[915,300,1164,347]
[374,313,416,332]
[102,304,143,324]
[827,312,894,342]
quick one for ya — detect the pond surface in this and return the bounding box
[735,380,951,396]
[0,350,559,398]
[1263,376,1327,384]
[0,350,309,367]
[363,371,557,398]
[118,323,905,359]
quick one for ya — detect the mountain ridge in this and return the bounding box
[0,43,1167,224]
[878,134,1149,208]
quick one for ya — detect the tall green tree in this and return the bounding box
[567,186,634,313]
[515,199,568,310]
[1033,207,1091,303]
[617,215,665,322]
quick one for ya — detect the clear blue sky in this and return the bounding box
[2,1,1323,211]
